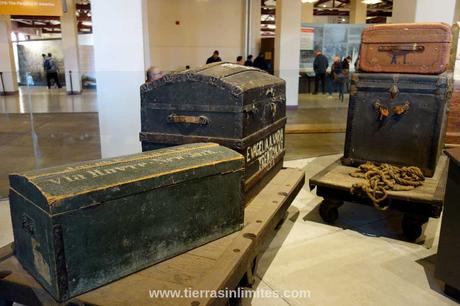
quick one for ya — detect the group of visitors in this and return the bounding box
[144,50,273,84]
[42,53,62,89]
[206,50,270,72]
[313,50,352,102]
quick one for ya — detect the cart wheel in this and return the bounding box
[319,201,339,223]
[402,214,427,242]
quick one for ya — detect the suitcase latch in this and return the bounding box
[389,84,399,99]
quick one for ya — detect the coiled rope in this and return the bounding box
[350,162,425,210]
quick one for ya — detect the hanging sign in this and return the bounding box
[0,0,63,16]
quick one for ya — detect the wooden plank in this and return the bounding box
[285,123,346,134]
[0,168,305,306]
[0,243,13,262]
[137,253,217,287]
[188,233,237,260]
[310,156,448,204]
[188,168,305,306]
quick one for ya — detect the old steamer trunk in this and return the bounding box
[9,143,244,301]
[343,73,453,177]
[140,62,287,199]
[359,23,452,74]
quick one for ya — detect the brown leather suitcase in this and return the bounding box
[359,23,452,74]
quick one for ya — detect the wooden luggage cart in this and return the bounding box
[309,156,449,241]
[0,168,304,306]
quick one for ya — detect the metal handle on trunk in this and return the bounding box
[167,114,209,125]
[378,45,425,52]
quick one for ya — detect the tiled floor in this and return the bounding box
[0,87,97,113]
[0,87,454,305]
[0,112,101,198]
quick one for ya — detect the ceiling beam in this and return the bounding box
[314,0,330,7]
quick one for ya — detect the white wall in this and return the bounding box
[0,16,18,93]
[92,0,148,157]
[275,0,301,106]
[415,0,456,23]
[147,0,246,71]
[78,34,95,77]
[392,0,456,23]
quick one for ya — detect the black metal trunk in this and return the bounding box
[9,143,244,302]
[343,72,453,177]
[140,63,287,196]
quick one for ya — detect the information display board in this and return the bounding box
[0,0,63,16]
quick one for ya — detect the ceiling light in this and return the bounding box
[301,0,318,3]
[362,0,382,4]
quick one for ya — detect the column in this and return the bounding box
[275,0,301,107]
[392,0,456,23]
[61,0,82,94]
[249,0,261,57]
[92,0,149,157]
[349,0,367,24]
[0,16,18,95]
[301,2,314,24]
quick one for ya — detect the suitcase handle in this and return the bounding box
[373,100,410,120]
[167,114,210,125]
[378,45,425,52]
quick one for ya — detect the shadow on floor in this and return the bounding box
[302,200,430,245]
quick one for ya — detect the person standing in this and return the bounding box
[341,56,352,93]
[42,53,50,87]
[206,50,222,64]
[331,56,345,102]
[253,53,268,72]
[244,55,253,66]
[236,56,244,65]
[313,50,328,94]
[45,53,62,89]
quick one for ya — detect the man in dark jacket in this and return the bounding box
[245,55,253,66]
[206,50,222,64]
[44,53,62,89]
[313,50,328,94]
[253,53,268,72]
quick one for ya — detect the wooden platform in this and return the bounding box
[311,156,448,207]
[0,168,305,306]
[285,123,346,134]
[309,156,449,241]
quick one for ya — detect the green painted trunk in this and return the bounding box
[9,143,245,302]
